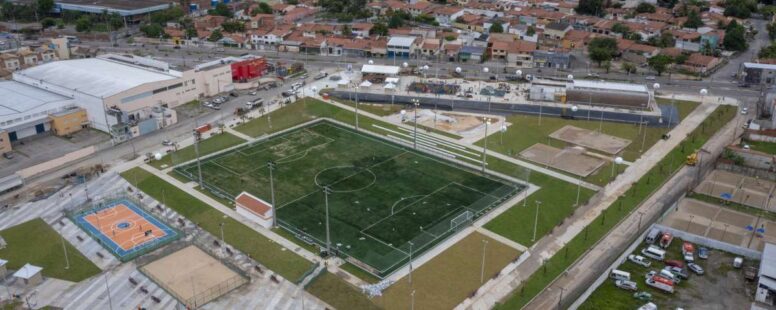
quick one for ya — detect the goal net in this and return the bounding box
[450,210,473,230]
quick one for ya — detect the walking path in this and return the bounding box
[225,127,256,142]
[458,98,729,309]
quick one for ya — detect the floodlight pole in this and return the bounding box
[61,234,70,270]
[480,239,489,283]
[219,222,225,242]
[104,272,114,310]
[354,84,360,131]
[410,289,416,310]
[576,178,581,206]
[481,119,491,173]
[412,99,420,149]
[194,131,203,188]
[324,185,332,255]
[408,241,414,285]
[532,200,542,242]
[268,161,277,228]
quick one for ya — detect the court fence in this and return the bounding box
[63,191,182,262]
[136,240,250,309]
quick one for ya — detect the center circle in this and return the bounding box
[117,221,131,230]
[314,166,376,193]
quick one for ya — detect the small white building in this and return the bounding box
[757,243,776,305]
[0,258,7,278]
[235,192,274,229]
[13,263,43,286]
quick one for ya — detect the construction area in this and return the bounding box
[519,143,606,177]
[694,170,776,211]
[549,125,632,155]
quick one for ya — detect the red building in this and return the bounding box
[231,56,268,82]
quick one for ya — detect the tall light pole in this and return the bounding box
[480,239,489,283]
[410,289,416,310]
[411,99,420,149]
[611,156,623,178]
[323,185,332,255]
[481,118,491,173]
[268,161,277,228]
[481,67,489,95]
[532,200,542,242]
[104,272,114,310]
[61,234,70,270]
[354,82,360,131]
[408,241,414,285]
[194,130,203,188]
[219,222,225,242]
[499,124,507,145]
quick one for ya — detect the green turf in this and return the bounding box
[495,104,737,309]
[120,168,313,282]
[176,120,522,276]
[743,139,776,155]
[0,218,101,282]
[149,132,246,169]
[306,271,380,310]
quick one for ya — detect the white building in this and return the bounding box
[235,192,274,229]
[757,243,776,305]
[0,81,78,142]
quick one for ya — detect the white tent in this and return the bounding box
[384,82,397,90]
[359,80,373,88]
[361,64,400,75]
[386,77,400,84]
[337,79,350,86]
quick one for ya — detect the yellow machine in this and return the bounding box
[686,152,698,166]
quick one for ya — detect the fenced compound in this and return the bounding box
[65,192,180,262]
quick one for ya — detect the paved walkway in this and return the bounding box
[458,98,729,309]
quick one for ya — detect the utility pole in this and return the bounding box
[61,234,70,270]
[408,241,414,285]
[480,239,489,283]
[323,185,332,255]
[532,200,542,242]
[268,161,277,228]
[194,130,203,188]
[412,99,420,149]
[481,118,491,173]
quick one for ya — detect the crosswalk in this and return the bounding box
[0,172,329,309]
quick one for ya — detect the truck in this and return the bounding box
[682,242,695,262]
[686,151,698,166]
[645,275,674,293]
[659,232,673,249]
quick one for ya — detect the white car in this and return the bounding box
[615,280,638,291]
[628,254,651,267]
[645,76,656,81]
[741,107,748,115]
[688,263,704,275]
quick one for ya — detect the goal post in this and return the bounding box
[450,210,473,230]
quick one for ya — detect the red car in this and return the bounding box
[665,259,684,269]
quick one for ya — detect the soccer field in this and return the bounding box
[175,120,523,277]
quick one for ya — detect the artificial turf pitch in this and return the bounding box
[176,120,522,277]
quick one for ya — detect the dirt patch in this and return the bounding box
[549,125,632,154]
[416,111,488,133]
[519,143,605,177]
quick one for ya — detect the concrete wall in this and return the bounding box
[17,146,95,178]
[653,224,762,259]
[330,90,672,126]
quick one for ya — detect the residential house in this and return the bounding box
[671,30,702,52]
[248,14,275,29]
[351,23,374,37]
[682,53,721,74]
[0,53,20,71]
[194,15,227,30]
[505,40,537,67]
[283,6,316,24]
[459,45,486,62]
[250,25,293,47]
[453,13,486,32]
[562,30,593,50]
[387,36,418,58]
[543,22,572,48]
[420,38,441,58]
[408,1,435,16]
[510,24,539,42]
[618,39,659,64]
[443,43,461,61]
[434,6,464,26]
[533,50,571,69]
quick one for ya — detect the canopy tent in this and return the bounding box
[359,80,373,88]
[384,82,397,90]
[361,64,400,75]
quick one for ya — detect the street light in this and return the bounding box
[481,67,489,94]
[567,74,574,81]
[611,156,623,178]
[408,241,414,285]
[480,239,489,283]
[411,99,420,149]
[268,161,278,228]
[353,82,360,131]
[532,200,542,242]
[499,124,507,145]
[481,118,491,173]
[323,185,332,255]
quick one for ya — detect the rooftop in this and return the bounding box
[760,243,776,279]
[0,81,73,118]
[570,79,648,93]
[14,58,178,98]
[13,263,42,279]
[388,36,416,47]
[236,192,272,217]
[743,62,776,70]
[56,0,173,11]
[361,64,400,75]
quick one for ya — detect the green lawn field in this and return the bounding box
[176,120,522,276]
[149,132,246,169]
[0,218,101,282]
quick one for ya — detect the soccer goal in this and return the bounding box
[450,210,473,230]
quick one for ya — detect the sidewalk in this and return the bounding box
[458,98,726,309]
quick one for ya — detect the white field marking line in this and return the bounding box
[276,150,410,210]
[322,121,521,199]
[389,195,427,215]
[235,138,276,156]
[384,125,468,151]
[452,182,503,199]
[386,134,483,163]
[359,183,454,233]
[378,124,481,157]
[239,134,295,156]
[209,160,243,176]
[241,132,335,173]
[276,139,335,165]
[360,230,410,256]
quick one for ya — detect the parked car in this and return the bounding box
[628,254,652,268]
[645,76,656,81]
[281,90,294,97]
[741,107,748,115]
[615,279,638,291]
[162,139,174,146]
[249,91,257,96]
[688,263,704,275]
[665,259,684,269]
[230,91,239,97]
[314,72,328,80]
[698,247,709,259]
[664,266,689,279]
[633,291,652,301]
[2,152,14,159]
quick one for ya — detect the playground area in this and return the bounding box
[660,198,776,251]
[519,143,606,177]
[694,169,776,211]
[70,197,179,261]
[140,245,248,308]
[549,125,632,155]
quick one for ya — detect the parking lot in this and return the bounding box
[0,129,109,178]
[579,237,755,309]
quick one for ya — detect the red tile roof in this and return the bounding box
[236,192,272,217]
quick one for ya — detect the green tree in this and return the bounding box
[612,23,630,35]
[587,37,618,66]
[258,2,273,14]
[318,0,370,21]
[621,62,637,74]
[674,53,689,64]
[759,42,776,59]
[768,23,776,40]
[635,3,656,13]
[36,0,54,15]
[208,29,224,42]
[371,22,388,36]
[576,0,604,16]
[41,17,56,29]
[210,3,233,17]
[75,15,92,32]
[109,13,123,30]
[140,23,164,38]
[151,7,184,25]
[526,26,536,36]
[388,14,404,28]
[221,21,244,33]
[723,0,756,19]
[683,10,703,28]
[723,20,747,51]
[489,22,504,33]
[648,31,675,48]
[648,54,673,76]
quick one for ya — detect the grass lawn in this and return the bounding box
[744,139,776,155]
[306,271,380,310]
[0,218,101,282]
[373,231,521,310]
[120,168,313,282]
[149,132,246,169]
[495,104,737,309]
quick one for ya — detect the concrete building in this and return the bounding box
[13,263,43,286]
[54,0,175,20]
[566,80,652,110]
[533,50,571,69]
[740,63,776,87]
[387,36,417,59]
[756,243,776,305]
[235,192,274,229]
[0,81,79,150]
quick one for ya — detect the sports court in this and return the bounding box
[72,198,179,261]
[141,245,248,308]
[694,170,776,211]
[519,143,605,177]
[549,125,631,154]
[175,120,523,277]
[661,198,776,251]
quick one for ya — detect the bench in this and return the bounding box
[213,240,221,247]
[270,275,279,284]
[151,296,161,303]
[128,277,138,286]
[96,252,104,259]
[76,235,84,242]
[254,265,263,274]
[139,286,149,294]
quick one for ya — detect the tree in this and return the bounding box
[318,0,370,21]
[683,10,703,28]
[444,34,456,41]
[621,62,637,74]
[208,29,223,42]
[587,37,618,66]
[109,13,123,30]
[526,26,536,36]
[140,23,164,38]
[37,0,54,15]
[648,55,673,76]
[388,14,404,28]
[768,23,776,40]
[41,17,55,29]
[723,0,756,19]
[723,20,747,51]
[648,31,675,48]
[371,22,388,36]
[151,7,184,25]
[210,3,233,17]
[489,22,504,33]
[257,2,273,14]
[635,3,656,13]
[759,42,776,59]
[674,54,689,64]
[221,21,244,33]
[75,15,92,32]
[576,0,604,16]
[612,23,630,35]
